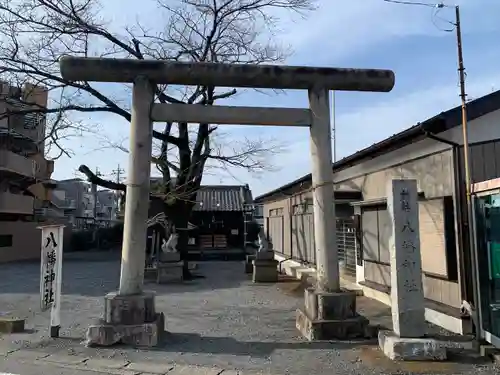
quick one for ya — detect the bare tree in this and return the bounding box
[0,0,316,277]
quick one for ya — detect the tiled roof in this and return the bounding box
[194,185,252,212]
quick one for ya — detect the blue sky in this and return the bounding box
[51,0,500,197]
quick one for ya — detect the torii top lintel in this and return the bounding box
[59,56,395,92]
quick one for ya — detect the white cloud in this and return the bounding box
[50,0,500,199]
[276,0,500,63]
[251,71,500,196]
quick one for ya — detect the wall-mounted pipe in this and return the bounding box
[420,126,477,334]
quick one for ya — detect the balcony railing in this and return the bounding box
[0,192,34,215]
[0,149,35,178]
[62,198,76,209]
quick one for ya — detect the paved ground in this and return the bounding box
[0,255,499,374]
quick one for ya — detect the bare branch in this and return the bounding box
[0,0,315,272]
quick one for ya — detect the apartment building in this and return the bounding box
[54,178,95,227]
[96,189,119,221]
[0,82,58,262]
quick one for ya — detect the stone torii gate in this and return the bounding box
[59,57,395,346]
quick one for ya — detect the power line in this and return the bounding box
[383,0,445,7]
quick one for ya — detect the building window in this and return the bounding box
[269,208,283,216]
[361,197,458,282]
[292,204,303,215]
[292,199,313,215]
[0,234,13,248]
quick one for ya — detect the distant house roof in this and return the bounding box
[255,89,500,203]
[57,178,86,184]
[194,185,253,212]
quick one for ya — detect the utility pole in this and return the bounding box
[112,164,125,218]
[383,0,479,340]
[454,4,479,340]
[455,4,472,212]
[112,164,125,184]
[92,167,101,220]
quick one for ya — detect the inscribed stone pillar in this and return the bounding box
[387,179,425,338]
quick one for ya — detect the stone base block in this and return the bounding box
[252,259,278,283]
[86,312,165,348]
[255,251,275,260]
[304,287,357,320]
[244,255,255,274]
[157,261,184,284]
[159,252,181,263]
[480,344,500,358]
[296,308,368,340]
[378,330,447,361]
[144,268,157,281]
[105,291,156,325]
[0,317,25,333]
[104,292,156,325]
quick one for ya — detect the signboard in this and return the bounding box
[39,225,64,312]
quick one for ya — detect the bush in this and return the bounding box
[68,223,124,252]
[246,221,261,243]
[69,230,95,252]
[97,223,123,249]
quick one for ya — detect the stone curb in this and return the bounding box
[1,347,246,375]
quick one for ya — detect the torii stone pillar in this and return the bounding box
[60,56,395,345]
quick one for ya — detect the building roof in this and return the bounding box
[255,89,500,203]
[194,185,253,212]
[57,178,86,183]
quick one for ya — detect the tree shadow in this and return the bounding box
[141,332,378,357]
[0,259,247,297]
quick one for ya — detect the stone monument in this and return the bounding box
[378,179,446,361]
[156,233,184,284]
[252,227,279,283]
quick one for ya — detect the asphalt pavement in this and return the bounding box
[0,255,499,375]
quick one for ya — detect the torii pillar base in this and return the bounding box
[296,288,370,341]
[85,291,165,347]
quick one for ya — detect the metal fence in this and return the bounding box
[72,217,122,230]
[336,219,357,277]
[268,212,357,275]
[291,212,316,265]
[268,215,284,254]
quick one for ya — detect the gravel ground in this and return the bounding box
[0,256,499,375]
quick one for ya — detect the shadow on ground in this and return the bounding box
[0,253,246,297]
[1,261,496,375]
[155,332,376,355]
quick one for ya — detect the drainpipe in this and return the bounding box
[420,126,478,337]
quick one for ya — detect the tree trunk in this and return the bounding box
[172,200,195,279]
